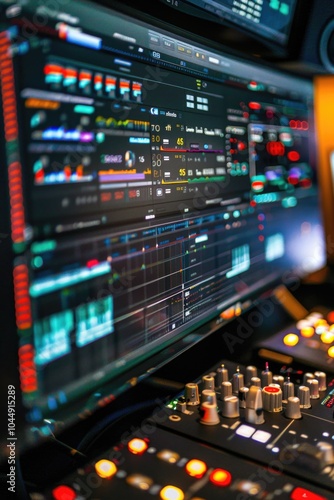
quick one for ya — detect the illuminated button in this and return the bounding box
[157,449,180,463]
[95,459,117,478]
[252,430,271,443]
[290,486,327,500]
[236,424,255,438]
[209,468,232,487]
[283,333,299,347]
[160,485,184,500]
[321,331,334,344]
[185,459,207,478]
[126,474,153,490]
[52,485,76,500]
[328,346,334,358]
[300,326,314,338]
[128,438,148,455]
[235,480,262,496]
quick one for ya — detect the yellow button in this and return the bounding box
[320,331,334,344]
[95,459,117,478]
[160,485,184,500]
[185,459,207,478]
[128,438,148,455]
[283,333,299,347]
[328,346,334,358]
[300,326,314,338]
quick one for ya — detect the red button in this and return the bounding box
[52,485,76,500]
[291,486,328,500]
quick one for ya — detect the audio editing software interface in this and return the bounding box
[160,0,298,46]
[0,0,331,497]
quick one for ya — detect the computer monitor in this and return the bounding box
[158,0,310,57]
[0,0,325,459]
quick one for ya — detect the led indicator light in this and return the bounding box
[160,485,184,500]
[52,485,76,500]
[95,459,117,478]
[185,459,207,478]
[300,326,314,338]
[209,468,232,487]
[283,333,299,347]
[128,438,148,455]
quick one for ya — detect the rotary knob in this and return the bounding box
[262,384,282,412]
[250,376,261,387]
[222,395,240,418]
[200,401,220,425]
[245,365,258,385]
[285,397,302,419]
[220,381,232,400]
[184,383,200,405]
[314,371,327,391]
[298,385,311,409]
[238,387,249,408]
[307,379,319,399]
[202,375,215,391]
[245,385,265,425]
[201,389,217,406]
[232,367,244,394]
[261,362,273,386]
[316,442,334,465]
[216,365,229,388]
[283,377,294,401]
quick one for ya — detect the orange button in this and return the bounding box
[185,459,207,478]
[290,486,327,500]
[128,438,148,455]
[209,468,232,487]
[95,459,117,478]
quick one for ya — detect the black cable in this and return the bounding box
[77,399,159,456]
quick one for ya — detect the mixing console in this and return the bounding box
[256,310,334,372]
[35,358,334,499]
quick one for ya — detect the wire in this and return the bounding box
[77,399,159,456]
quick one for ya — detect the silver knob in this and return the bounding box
[307,379,319,399]
[220,381,232,400]
[273,375,284,389]
[316,442,334,465]
[303,372,315,385]
[222,395,240,418]
[245,365,257,385]
[200,401,220,425]
[285,397,302,419]
[201,389,217,406]
[216,365,229,388]
[245,385,265,424]
[250,376,261,387]
[238,387,249,408]
[262,384,282,412]
[261,362,273,386]
[232,367,244,394]
[314,371,327,391]
[283,378,294,401]
[298,385,311,409]
[184,383,200,405]
[202,375,215,391]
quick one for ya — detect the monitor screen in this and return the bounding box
[159,0,299,49]
[0,0,325,457]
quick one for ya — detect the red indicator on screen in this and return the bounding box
[266,141,285,156]
[287,151,300,162]
[249,101,261,110]
[290,486,327,500]
[251,180,264,192]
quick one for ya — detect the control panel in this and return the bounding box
[33,355,334,499]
